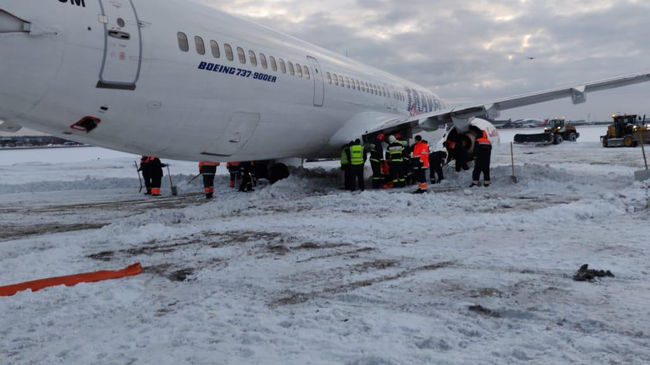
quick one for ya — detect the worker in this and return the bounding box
[226,162,241,188]
[411,136,430,194]
[148,157,166,197]
[347,139,366,191]
[341,142,353,190]
[471,130,492,187]
[199,161,220,199]
[429,147,448,184]
[396,133,411,184]
[239,161,255,192]
[139,156,152,195]
[369,134,385,189]
[454,140,470,172]
[385,135,405,188]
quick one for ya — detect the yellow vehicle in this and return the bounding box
[601,114,649,148]
[514,118,579,145]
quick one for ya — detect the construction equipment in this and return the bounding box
[601,114,650,148]
[514,118,579,145]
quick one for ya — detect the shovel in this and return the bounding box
[635,133,650,181]
[166,165,179,196]
[510,142,518,183]
[134,161,143,193]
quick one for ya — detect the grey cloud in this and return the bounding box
[198,0,649,120]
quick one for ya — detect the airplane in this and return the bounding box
[1,0,649,182]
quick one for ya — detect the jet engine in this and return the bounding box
[435,118,500,157]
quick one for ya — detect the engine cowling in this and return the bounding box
[435,118,500,156]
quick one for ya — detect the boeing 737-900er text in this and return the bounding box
[1,0,649,181]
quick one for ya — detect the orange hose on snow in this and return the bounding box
[0,263,142,297]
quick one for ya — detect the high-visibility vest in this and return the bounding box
[477,131,492,146]
[341,147,350,165]
[350,145,365,166]
[387,143,404,162]
[199,162,220,170]
[413,141,430,168]
[226,162,240,167]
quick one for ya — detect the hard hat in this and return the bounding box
[389,135,397,144]
[377,133,385,141]
[395,133,403,140]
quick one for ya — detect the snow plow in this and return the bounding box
[601,114,649,148]
[514,118,579,145]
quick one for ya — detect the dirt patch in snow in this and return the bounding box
[0,223,107,242]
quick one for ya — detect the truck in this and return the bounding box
[601,114,650,148]
[514,118,579,145]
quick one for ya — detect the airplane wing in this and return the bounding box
[0,120,23,133]
[368,72,650,134]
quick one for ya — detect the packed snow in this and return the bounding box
[1,126,649,365]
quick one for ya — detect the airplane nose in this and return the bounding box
[0,7,64,122]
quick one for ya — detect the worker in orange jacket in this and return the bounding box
[226,162,241,188]
[199,162,220,199]
[471,130,492,187]
[411,135,430,194]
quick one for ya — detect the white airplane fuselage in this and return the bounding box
[0,0,445,162]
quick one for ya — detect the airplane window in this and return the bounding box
[249,50,257,67]
[351,79,356,90]
[333,73,339,86]
[237,47,246,64]
[224,44,234,61]
[279,58,286,73]
[177,32,189,52]
[345,77,350,88]
[304,66,310,79]
[296,63,303,78]
[270,56,278,71]
[326,72,332,84]
[356,80,361,90]
[288,62,295,76]
[260,53,268,69]
[210,40,220,58]
[361,82,365,92]
[366,83,371,93]
[195,36,205,55]
[339,76,344,87]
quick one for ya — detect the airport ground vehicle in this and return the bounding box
[514,118,579,145]
[601,114,650,148]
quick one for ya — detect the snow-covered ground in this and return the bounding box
[1,126,650,365]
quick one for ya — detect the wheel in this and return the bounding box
[624,136,634,147]
[568,133,577,142]
[553,134,563,145]
[269,163,290,184]
[602,138,608,148]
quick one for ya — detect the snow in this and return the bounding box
[1,126,650,364]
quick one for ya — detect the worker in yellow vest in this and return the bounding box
[346,139,367,191]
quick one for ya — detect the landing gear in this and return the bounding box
[269,163,290,184]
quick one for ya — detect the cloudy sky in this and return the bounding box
[200,0,649,121]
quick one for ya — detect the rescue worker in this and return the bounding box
[451,139,470,172]
[396,133,412,184]
[471,130,492,187]
[226,162,241,188]
[199,161,220,199]
[239,161,255,192]
[346,139,366,191]
[429,147,448,184]
[139,156,152,195]
[411,135,430,194]
[369,134,385,189]
[341,142,353,190]
[385,135,405,188]
[148,157,166,197]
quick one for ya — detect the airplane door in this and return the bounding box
[384,83,392,110]
[306,56,324,107]
[97,0,142,90]
[202,113,261,157]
